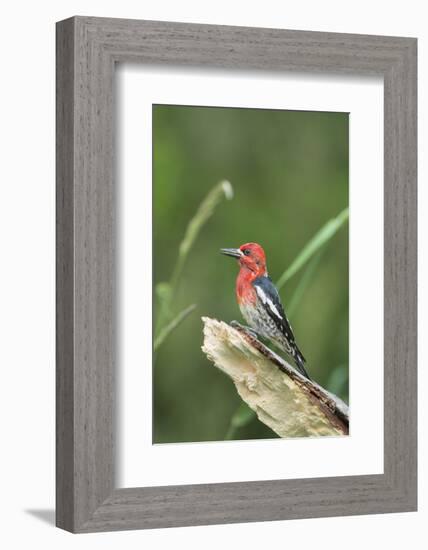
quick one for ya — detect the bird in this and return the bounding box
[220,242,311,380]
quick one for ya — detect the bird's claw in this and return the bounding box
[230,321,260,340]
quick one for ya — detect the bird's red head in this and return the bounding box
[221,242,267,277]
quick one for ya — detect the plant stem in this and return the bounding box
[155,180,233,339]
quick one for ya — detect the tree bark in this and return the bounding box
[201,317,349,438]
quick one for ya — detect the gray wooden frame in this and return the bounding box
[56,16,417,533]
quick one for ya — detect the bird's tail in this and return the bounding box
[294,349,311,380]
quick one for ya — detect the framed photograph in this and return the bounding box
[56,16,417,532]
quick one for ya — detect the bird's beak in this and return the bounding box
[220,248,242,259]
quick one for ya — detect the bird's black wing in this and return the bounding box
[253,276,306,364]
[253,276,296,344]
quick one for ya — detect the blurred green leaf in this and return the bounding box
[327,365,349,401]
[154,303,197,352]
[155,282,172,302]
[231,402,255,428]
[225,402,255,440]
[155,282,172,318]
[276,207,349,290]
[286,250,323,317]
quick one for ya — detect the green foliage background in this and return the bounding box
[153,105,349,443]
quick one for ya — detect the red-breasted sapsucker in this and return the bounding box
[221,242,311,380]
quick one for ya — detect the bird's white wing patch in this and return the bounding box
[255,285,282,319]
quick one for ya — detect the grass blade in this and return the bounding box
[286,250,324,317]
[154,304,197,352]
[276,207,349,290]
[170,180,233,292]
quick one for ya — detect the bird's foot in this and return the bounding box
[230,321,260,340]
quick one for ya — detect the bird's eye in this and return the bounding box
[243,249,251,256]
